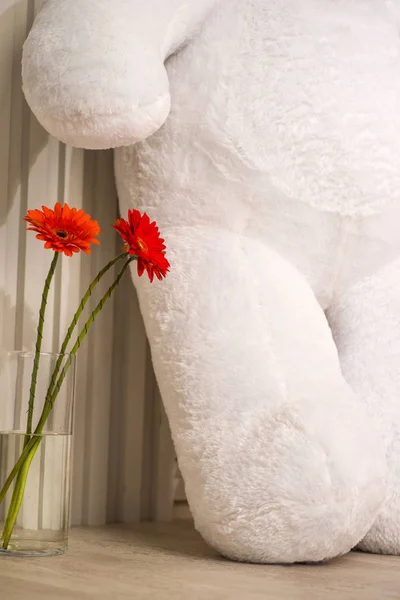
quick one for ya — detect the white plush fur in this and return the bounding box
[22,0,400,563]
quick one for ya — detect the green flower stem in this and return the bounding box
[24,253,59,445]
[0,437,37,507]
[0,476,20,540]
[44,252,127,407]
[1,439,40,548]
[0,256,133,549]
[35,257,133,434]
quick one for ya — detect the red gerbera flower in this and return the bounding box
[24,202,100,257]
[113,209,170,282]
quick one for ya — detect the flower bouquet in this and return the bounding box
[0,203,169,556]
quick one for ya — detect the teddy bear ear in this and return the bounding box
[21,0,219,150]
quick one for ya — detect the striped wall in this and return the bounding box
[0,0,177,526]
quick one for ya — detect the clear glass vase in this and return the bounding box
[0,351,76,556]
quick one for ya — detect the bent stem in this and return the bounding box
[36,257,134,433]
[44,252,127,406]
[25,253,59,445]
[1,439,41,548]
[0,437,37,507]
[0,472,21,541]
[0,257,134,549]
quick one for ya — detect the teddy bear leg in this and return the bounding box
[328,258,400,555]
[132,226,386,563]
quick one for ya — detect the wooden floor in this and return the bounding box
[1,517,400,599]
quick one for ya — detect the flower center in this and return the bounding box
[136,237,147,251]
[56,230,68,238]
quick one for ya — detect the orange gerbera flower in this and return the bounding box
[113,209,170,282]
[24,202,100,257]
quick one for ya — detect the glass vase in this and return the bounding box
[0,351,76,556]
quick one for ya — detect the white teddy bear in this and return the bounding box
[22,0,400,563]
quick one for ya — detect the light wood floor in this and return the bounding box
[1,516,400,599]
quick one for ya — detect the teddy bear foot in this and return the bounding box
[357,512,400,556]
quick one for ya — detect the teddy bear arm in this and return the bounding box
[21,0,219,149]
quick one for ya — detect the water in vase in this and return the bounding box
[0,432,72,556]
